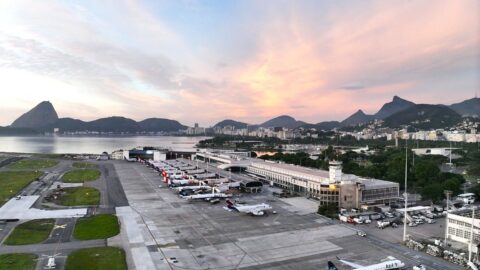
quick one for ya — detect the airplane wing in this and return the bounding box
[337,258,364,269]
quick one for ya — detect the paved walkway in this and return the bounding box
[0,196,87,219]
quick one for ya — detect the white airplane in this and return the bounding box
[226,199,272,216]
[175,185,211,192]
[181,188,231,200]
[329,256,405,270]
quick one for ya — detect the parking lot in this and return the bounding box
[111,160,463,270]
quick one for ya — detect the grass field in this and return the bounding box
[0,253,37,270]
[0,171,43,206]
[8,159,58,170]
[62,169,101,183]
[57,187,100,206]
[4,219,55,245]
[72,162,98,169]
[65,247,127,270]
[74,214,120,240]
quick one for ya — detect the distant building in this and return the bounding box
[123,148,166,161]
[412,148,458,158]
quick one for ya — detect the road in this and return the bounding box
[0,239,105,254]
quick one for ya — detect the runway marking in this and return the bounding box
[54,224,66,229]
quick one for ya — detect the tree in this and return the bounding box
[414,160,440,185]
[318,203,338,219]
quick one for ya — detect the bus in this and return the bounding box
[457,193,476,204]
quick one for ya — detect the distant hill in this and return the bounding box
[0,126,40,135]
[450,97,480,117]
[260,115,307,129]
[10,101,58,129]
[375,96,415,119]
[138,118,187,132]
[52,118,88,132]
[9,101,187,134]
[341,110,374,127]
[214,119,248,129]
[302,121,341,131]
[383,104,462,129]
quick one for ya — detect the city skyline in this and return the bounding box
[1,0,479,126]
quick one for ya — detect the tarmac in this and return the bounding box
[110,161,460,270]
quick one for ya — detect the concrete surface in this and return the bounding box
[0,196,87,219]
[111,161,463,270]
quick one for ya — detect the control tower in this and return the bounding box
[329,160,343,183]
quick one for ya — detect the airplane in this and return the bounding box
[181,188,231,200]
[329,256,405,270]
[174,184,211,192]
[226,199,272,216]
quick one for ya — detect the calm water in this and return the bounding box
[0,136,210,154]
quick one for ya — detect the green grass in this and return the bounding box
[3,219,55,245]
[57,187,100,206]
[0,171,43,206]
[62,169,101,183]
[72,162,98,169]
[73,214,120,240]
[0,253,37,270]
[8,159,58,170]
[65,247,127,270]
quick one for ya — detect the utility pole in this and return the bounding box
[444,190,452,247]
[403,141,408,242]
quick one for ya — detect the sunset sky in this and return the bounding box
[0,0,479,126]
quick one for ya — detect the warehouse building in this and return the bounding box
[246,160,399,209]
[446,209,480,254]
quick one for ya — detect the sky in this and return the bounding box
[0,0,479,127]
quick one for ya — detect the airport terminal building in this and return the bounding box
[247,160,399,209]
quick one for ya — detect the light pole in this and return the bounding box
[403,142,408,242]
[469,207,476,263]
[444,190,452,247]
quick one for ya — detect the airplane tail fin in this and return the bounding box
[327,261,338,270]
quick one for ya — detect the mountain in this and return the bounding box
[10,101,58,129]
[8,102,187,134]
[52,118,88,132]
[138,118,187,132]
[341,110,374,127]
[383,104,462,129]
[450,97,480,117]
[315,121,341,130]
[375,96,415,119]
[213,119,248,129]
[87,117,139,132]
[302,121,341,131]
[260,115,307,129]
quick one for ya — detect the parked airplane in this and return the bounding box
[181,188,231,200]
[226,199,272,216]
[329,256,405,270]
